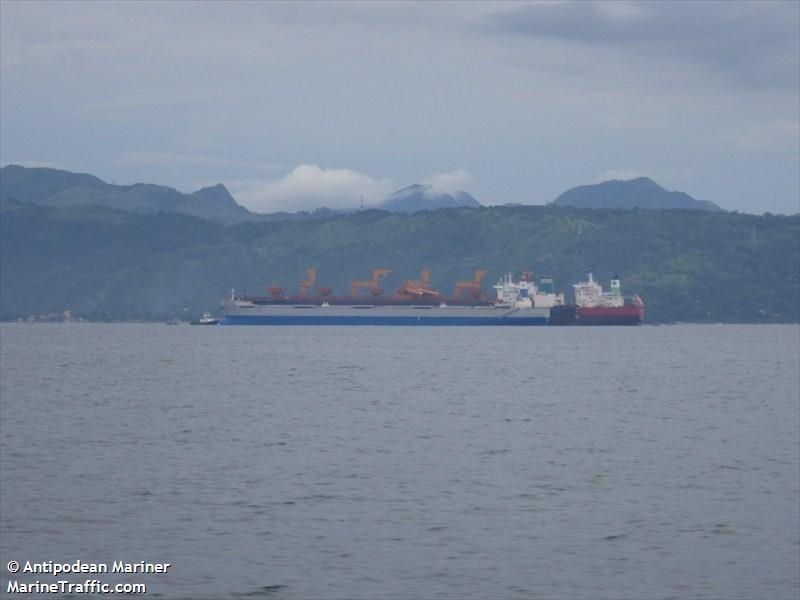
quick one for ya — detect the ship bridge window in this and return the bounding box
[292,305,317,309]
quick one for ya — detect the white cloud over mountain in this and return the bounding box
[422,169,473,196]
[2,2,798,213]
[231,164,393,213]
[230,165,479,213]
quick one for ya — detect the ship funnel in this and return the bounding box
[538,276,554,294]
[610,278,621,296]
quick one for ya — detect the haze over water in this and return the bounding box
[1,324,798,599]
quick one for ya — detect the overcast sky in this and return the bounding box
[1,1,798,214]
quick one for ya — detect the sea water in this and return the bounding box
[1,324,798,599]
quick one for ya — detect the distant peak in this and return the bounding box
[390,183,430,198]
[600,176,659,188]
[195,182,228,192]
[552,177,722,211]
[198,183,229,192]
[193,183,234,201]
[379,183,480,213]
[628,176,662,188]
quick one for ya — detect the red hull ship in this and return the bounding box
[577,305,645,325]
[572,270,645,325]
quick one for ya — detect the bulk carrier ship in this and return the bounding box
[220,268,644,326]
[221,269,564,326]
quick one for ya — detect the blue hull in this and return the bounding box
[222,315,548,326]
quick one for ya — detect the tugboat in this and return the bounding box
[190,311,220,326]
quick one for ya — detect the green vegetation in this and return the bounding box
[2,201,797,323]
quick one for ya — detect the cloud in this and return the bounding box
[230,164,393,213]
[486,1,800,89]
[2,2,797,214]
[719,119,800,152]
[114,151,285,173]
[2,159,71,170]
[422,169,473,195]
[83,89,236,114]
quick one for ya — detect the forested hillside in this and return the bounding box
[1,201,797,323]
[0,164,261,224]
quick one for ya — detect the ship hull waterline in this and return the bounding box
[223,315,549,326]
[576,306,645,326]
[221,304,551,326]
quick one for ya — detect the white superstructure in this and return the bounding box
[573,270,624,308]
[493,273,565,308]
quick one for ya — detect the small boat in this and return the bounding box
[190,312,220,325]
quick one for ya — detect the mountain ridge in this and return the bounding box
[553,177,723,211]
[3,166,728,222]
[1,165,486,220]
[2,200,797,324]
[378,183,481,213]
[0,165,261,225]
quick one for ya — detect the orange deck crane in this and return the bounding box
[396,269,440,298]
[454,270,487,300]
[297,269,317,298]
[351,269,391,297]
